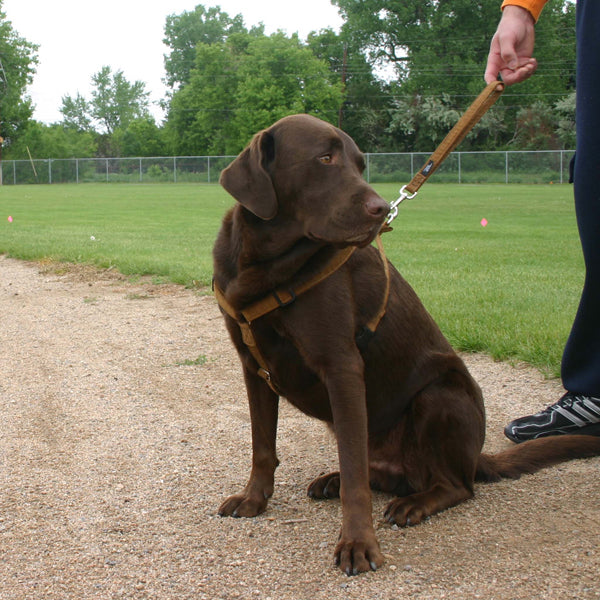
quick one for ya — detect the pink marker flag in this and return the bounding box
[480,218,488,227]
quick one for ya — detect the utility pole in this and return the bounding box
[337,44,348,130]
[0,58,6,185]
[0,58,6,87]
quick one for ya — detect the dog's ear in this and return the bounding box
[219,130,277,220]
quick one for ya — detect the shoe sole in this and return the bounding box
[504,422,600,443]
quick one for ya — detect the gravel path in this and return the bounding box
[1,254,599,600]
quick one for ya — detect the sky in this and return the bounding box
[2,0,344,125]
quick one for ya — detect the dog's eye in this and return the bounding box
[318,154,333,164]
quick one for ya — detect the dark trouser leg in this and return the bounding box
[561,0,600,396]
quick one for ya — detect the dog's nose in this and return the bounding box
[365,196,390,218]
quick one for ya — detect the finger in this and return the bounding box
[499,58,538,85]
[484,59,502,84]
[484,37,504,84]
[484,51,503,83]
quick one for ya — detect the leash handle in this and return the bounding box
[386,81,504,225]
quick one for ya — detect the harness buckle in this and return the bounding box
[272,289,296,308]
[258,367,280,394]
[258,367,272,382]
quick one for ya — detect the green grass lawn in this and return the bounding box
[0,183,227,285]
[0,182,582,378]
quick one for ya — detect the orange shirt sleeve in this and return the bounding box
[501,0,548,22]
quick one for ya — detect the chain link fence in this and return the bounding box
[1,150,574,186]
[364,149,574,185]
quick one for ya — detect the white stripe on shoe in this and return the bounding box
[554,405,587,426]
[581,397,600,418]
[572,403,600,423]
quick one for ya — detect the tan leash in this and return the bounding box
[386,81,505,225]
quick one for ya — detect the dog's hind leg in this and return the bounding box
[307,462,414,500]
[307,471,340,499]
[379,370,485,527]
[384,479,474,526]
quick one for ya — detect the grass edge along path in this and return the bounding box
[0,182,583,378]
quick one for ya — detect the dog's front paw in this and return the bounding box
[218,492,269,518]
[307,471,340,499]
[334,531,384,576]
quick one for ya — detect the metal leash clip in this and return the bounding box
[386,185,417,225]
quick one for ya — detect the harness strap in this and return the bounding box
[214,234,390,394]
[241,245,356,324]
[213,284,281,393]
[366,233,390,333]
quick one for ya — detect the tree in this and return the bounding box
[511,102,558,149]
[163,4,250,89]
[166,39,240,155]
[60,66,150,136]
[230,33,343,146]
[6,120,97,159]
[554,91,576,149]
[510,92,575,150]
[335,0,574,96]
[333,0,496,97]
[386,91,507,152]
[333,0,576,150]
[166,32,343,155]
[60,92,92,132]
[0,1,39,148]
[307,28,394,151]
[118,117,165,157]
[89,66,150,135]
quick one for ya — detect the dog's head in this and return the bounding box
[220,115,389,247]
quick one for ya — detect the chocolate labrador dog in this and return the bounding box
[212,114,600,575]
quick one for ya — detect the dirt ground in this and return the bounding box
[1,254,599,600]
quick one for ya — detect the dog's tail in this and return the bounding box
[475,435,600,482]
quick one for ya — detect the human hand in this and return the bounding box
[485,5,538,85]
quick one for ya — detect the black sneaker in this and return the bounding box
[504,392,600,443]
